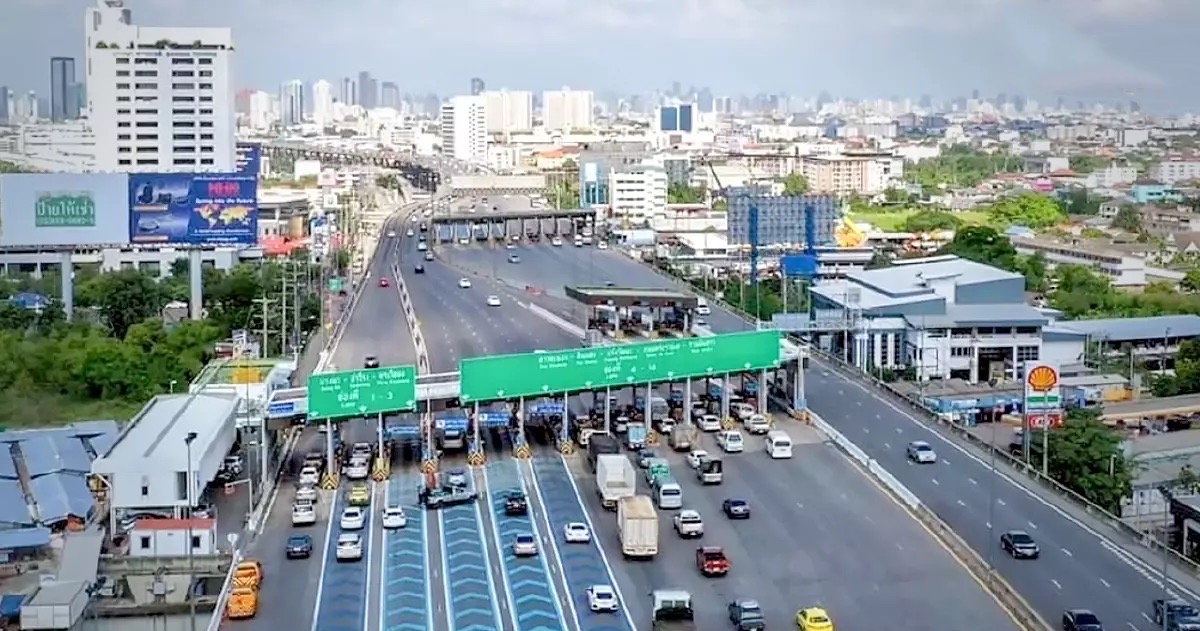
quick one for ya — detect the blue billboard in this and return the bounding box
[128,173,258,246]
[236,143,262,177]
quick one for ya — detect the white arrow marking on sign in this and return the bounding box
[584,381,593,388]
[405,399,414,407]
[667,371,675,378]
[626,376,634,382]
[542,385,550,391]
[497,390,506,397]
[706,367,714,373]
[744,362,752,369]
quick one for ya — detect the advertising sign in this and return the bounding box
[128,173,258,246]
[0,174,130,247]
[236,143,262,177]
[1023,361,1064,430]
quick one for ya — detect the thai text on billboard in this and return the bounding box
[0,173,131,247]
[128,173,258,246]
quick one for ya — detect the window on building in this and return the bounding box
[951,347,972,358]
[134,83,157,90]
[191,536,202,549]
[117,109,130,115]
[199,70,212,77]
[136,134,157,140]
[172,96,195,103]
[135,122,157,128]
[116,70,130,77]
[172,83,194,90]
[1016,327,1038,335]
[1017,346,1039,362]
[135,109,156,115]
[173,133,195,141]
[174,158,196,166]
[117,122,130,128]
[199,109,212,115]
[134,70,157,77]
[139,536,151,549]
[199,83,212,90]
[176,471,188,501]
[198,58,212,65]
[136,159,158,166]
[200,158,214,165]
[119,159,131,166]
[118,147,131,153]
[199,121,212,128]
[172,58,194,64]
[173,109,194,116]
[116,58,129,64]
[134,58,156,65]
[200,146,213,153]
[199,96,212,103]
[171,70,194,77]
[199,133,212,140]
[117,134,130,140]
[175,146,195,153]
[116,96,131,103]
[116,83,130,90]
[141,476,150,496]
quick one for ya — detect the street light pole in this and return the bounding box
[1159,485,1173,631]
[184,431,198,631]
[986,419,998,576]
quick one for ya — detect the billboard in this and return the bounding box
[128,173,258,246]
[236,143,262,177]
[0,173,130,247]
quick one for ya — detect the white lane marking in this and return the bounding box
[1100,578,1110,588]
[820,358,1200,600]
[862,427,870,434]
[986,522,992,529]
[1063,548,1073,557]
[1052,579,1062,590]
[1142,613,1154,624]
[1029,521,1039,530]
[932,478,940,485]
[895,427,903,434]
[957,499,966,507]
[309,489,339,631]
[969,478,978,485]
[1130,623,1142,631]
[884,443,891,450]
[997,498,1006,506]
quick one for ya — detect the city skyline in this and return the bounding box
[3,0,1199,113]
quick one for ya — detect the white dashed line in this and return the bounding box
[956,499,966,507]
[968,478,978,485]
[996,498,1006,506]
[931,478,940,486]
[1062,548,1073,557]
[1028,521,1038,530]
[1100,578,1110,588]
[1052,579,1062,590]
[883,443,891,450]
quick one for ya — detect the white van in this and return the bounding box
[730,402,755,420]
[696,298,711,316]
[574,234,584,247]
[655,481,683,509]
[765,430,793,459]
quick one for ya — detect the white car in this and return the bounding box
[335,533,363,561]
[744,414,771,435]
[513,533,538,557]
[298,466,320,486]
[696,414,722,432]
[551,237,564,247]
[445,468,469,487]
[716,430,744,453]
[340,507,366,530]
[586,585,619,612]
[563,522,591,543]
[907,440,937,464]
[486,295,501,307]
[458,238,470,245]
[686,450,709,469]
[345,459,369,480]
[382,506,407,529]
[458,278,472,289]
[597,241,608,250]
[673,509,704,537]
[291,501,316,526]
[388,230,397,238]
[294,484,317,502]
[417,242,428,252]
[404,229,413,237]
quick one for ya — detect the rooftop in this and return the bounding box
[1102,393,1200,422]
[565,285,699,309]
[903,304,1050,329]
[813,255,1022,312]
[1048,315,1200,343]
[192,357,291,388]
[91,393,239,473]
[0,421,119,527]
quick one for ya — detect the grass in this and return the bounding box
[0,390,142,429]
[848,209,992,232]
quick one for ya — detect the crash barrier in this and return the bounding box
[372,456,389,482]
[394,261,432,375]
[512,433,532,459]
[648,260,1200,579]
[559,440,576,455]
[421,458,438,475]
[204,550,244,631]
[467,451,486,466]
[810,412,1050,631]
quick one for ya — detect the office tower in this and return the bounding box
[247,90,273,130]
[340,77,354,105]
[380,82,400,109]
[655,103,694,132]
[50,57,80,122]
[357,71,376,109]
[279,80,304,126]
[542,87,593,132]
[85,0,235,172]
[312,80,333,126]
[470,77,485,96]
[439,95,486,163]
[0,87,11,123]
[482,90,533,133]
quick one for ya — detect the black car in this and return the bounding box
[286,534,313,559]
[1000,530,1040,559]
[505,492,528,516]
[722,499,750,519]
[1155,599,1200,625]
[364,356,380,369]
[419,223,428,232]
[1062,609,1103,631]
[414,264,425,273]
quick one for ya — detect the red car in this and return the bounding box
[378,278,390,288]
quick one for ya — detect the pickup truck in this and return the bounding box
[695,546,730,577]
[421,486,478,509]
[651,589,697,631]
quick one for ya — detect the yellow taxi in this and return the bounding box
[348,483,370,506]
[796,607,834,631]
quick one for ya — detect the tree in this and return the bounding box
[78,269,167,339]
[781,173,809,196]
[1028,418,1133,513]
[667,184,705,204]
[1183,269,1200,293]
[1068,155,1105,174]
[940,226,1018,270]
[1058,188,1102,216]
[902,210,962,232]
[1015,252,1048,292]
[905,146,1024,191]
[1112,205,1143,233]
[986,193,1066,229]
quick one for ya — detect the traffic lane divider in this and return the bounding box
[439,472,504,631]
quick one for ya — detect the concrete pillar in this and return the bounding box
[59,251,73,322]
[189,250,203,320]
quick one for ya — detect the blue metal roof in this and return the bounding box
[0,527,51,550]
[30,473,94,523]
[0,480,30,525]
[0,593,28,618]
[1052,315,1200,343]
[19,434,92,477]
[0,452,16,479]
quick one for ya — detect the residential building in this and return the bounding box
[128,517,218,558]
[608,164,669,221]
[542,88,593,132]
[311,79,333,127]
[482,90,533,133]
[279,80,303,127]
[1149,160,1200,185]
[1139,204,1200,235]
[50,57,80,122]
[1009,234,1147,288]
[577,142,653,206]
[1131,181,1186,205]
[439,95,486,163]
[1118,128,1151,147]
[801,153,903,195]
[1086,163,1139,189]
[247,90,272,130]
[85,0,235,172]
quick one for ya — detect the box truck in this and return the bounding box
[596,454,636,509]
[617,495,659,558]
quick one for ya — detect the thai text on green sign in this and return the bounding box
[307,365,417,419]
[35,192,96,227]
[459,330,781,402]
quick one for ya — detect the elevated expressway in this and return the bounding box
[258,141,443,191]
[454,241,1200,631]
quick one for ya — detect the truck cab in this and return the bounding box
[645,460,671,485]
[651,589,697,631]
[696,458,723,485]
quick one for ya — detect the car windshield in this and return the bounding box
[808,615,830,624]
[914,444,932,452]
[516,535,534,544]
[288,537,308,545]
[1011,533,1035,544]
[593,588,614,598]
[1075,613,1102,626]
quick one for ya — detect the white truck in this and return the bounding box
[596,454,636,509]
[617,495,659,558]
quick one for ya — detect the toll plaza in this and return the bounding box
[431,208,597,244]
[566,285,700,341]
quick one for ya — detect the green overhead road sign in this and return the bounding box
[459,330,782,403]
[307,365,417,419]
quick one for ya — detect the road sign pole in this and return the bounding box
[604,388,612,436]
[643,382,652,425]
[684,380,692,419]
[375,413,384,456]
[721,374,731,420]
[560,392,569,443]
[1042,422,1050,476]
[324,418,334,470]
[518,397,525,434]
[473,402,481,444]
[759,369,768,415]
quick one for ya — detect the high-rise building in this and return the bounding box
[481,90,532,133]
[50,57,80,122]
[470,78,485,96]
[247,90,273,130]
[380,82,400,109]
[439,95,487,163]
[85,0,235,172]
[357,71,376,109]
[655,103,694,133]
[542,88,593,132]
[312,80,333,126]
[0,87,11,123]
[279,80,304,127]
[340,77,355,105]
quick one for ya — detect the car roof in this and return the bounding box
[287,534,310,542]
[515,533,535,540]
[910,440,931,447]
[337,533,359,542]
[567,522,587,528]
[1007,529,1031,537]
[726,498,746,503]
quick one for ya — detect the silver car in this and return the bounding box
[907,441,937,463]
[513,533,538,557]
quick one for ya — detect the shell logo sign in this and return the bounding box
[1026,365,1059,393]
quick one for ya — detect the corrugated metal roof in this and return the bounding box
[92,393,238,474]
[1053,315,1200,343]
[848,255,1021,295]
[57,529,104,584]
[20,434,92,477]
[0,527,50,550]
[30,473,94,523]
[0,479,30,525]
[904,304,1050,329]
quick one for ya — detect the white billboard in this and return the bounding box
[0,173,131,247]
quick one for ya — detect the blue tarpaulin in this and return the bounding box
[0,593,28,619]
[477,413,510,428]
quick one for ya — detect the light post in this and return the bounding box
[1158,484,1174,631]
[986,418,998,576]
[184,431,198,631]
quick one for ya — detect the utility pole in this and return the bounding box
[253,297,276,356]
[280,260,290,358]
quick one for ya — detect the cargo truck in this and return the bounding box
[587,434,620,472]
[668,425,696,452]
[595,454,636,509]
[617,495,659,558]
[651,589,697,630]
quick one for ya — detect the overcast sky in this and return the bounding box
[4,0,1197,113]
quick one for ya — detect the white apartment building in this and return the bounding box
[247,90,273,131]
[801,153,903,195]
[609,164,668,221]
[439,95,487,163]
[279,80,303,127]
[1010,235,1147,288]
[85,0,236,173]
[542,88,593,132]
[1085,163,1138,188]
[482,90,533,134]
[311,80,334,127]
[1149,160,1200,185]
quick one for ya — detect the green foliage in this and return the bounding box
[1057,188,1103,216]
[781,173,809,196]
[940,226,1019,269]
[905,146,1024,191]
[1183,270,1200,293]
[902,210,962,232]
[1148,340,1200,398]
[375,173,403,190]
[1068,155,1105,174]
[667,184,706,204]
[1050,264,1200,320]
[1112,205,1143,232]
[986,193,1066,229]
[1028,418,1133,513]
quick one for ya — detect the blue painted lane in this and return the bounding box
[440,473,504,631]
[384,473,430,631]
[484,460,566,631]
[530,456,633,631]
[315,488,372,631]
